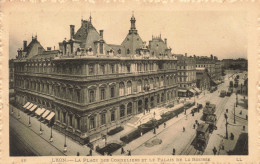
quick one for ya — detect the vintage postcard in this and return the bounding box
[1,1,259,163]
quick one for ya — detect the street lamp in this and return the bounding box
[224,113,228,139]
[236,93,238,107]
[39,122,43,135]
[49,126,53,142]
[233,103,236,124]
[18,110,20,119]
[28,116,31,127]
[64,127,67,152]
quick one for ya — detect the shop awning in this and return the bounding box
[35,108,42,115]
[189,89,196,94]
[26,103,34,110]
[46,112,55,121]
[194,88,202,93]
[29,105,38,112]
[23,102,30,108]
[178,89,187,93]
[42,110,50,118]
[38,108,46,116]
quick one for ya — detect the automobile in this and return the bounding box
[220,90,226,97]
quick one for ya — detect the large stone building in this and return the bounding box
[176,54,197,97]
[195,54,223,86]
[13,15,178,144]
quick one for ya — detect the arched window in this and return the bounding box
[138,100,142,113]
[161,93,164,102]
[150,97,154,108]
[137,80,142,93]
[127,49,130,54]
[157,94,160,104]
[127,102,132,115]
[160,76,164,87]
[89,116,95,129]
[100,87,106,100]
[119,82,125,96]
[127,81,132,95]
[120,105,125,117]
[150,78,154,90]
[89,89,95,103]
[110,86,115,98]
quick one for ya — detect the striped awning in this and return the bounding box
[38,108,46,116]
[194,88,202,93]
[29,105,38,112]
[42,110,50,118]
[23,102,30,108]
[35,108,42,115]
[26,103,34,110]
[46,112,55,121]
[189,89,196,94]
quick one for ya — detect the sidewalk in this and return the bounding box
[10,105,99,156]
[112,102,197,155]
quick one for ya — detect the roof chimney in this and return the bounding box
[23,40,27,50]
[99,30,103,40]
[193,54,196,58]
[164,38,167,46]
[210,54,213,60]
[70,25,75,39]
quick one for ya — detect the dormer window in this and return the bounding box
[100,43,103,54]
[127,38,129,41]
[127,49,130,54]
[137,38,139,41]
[118,49,121,54]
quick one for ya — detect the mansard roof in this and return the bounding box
[30,50,59,60]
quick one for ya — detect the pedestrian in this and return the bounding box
[121,147,125,154]
[246,115,248,120]
[193,124,196,129]
[164,122,166,128]
[243,125,245,131]
[77,152,80,156]
[128,150,131,156]
[239,111,242,115]
[230,133,234,140]
[172,148,176,155]
[226,109,228,113]
[212,147,217,155]
[89,149,92,156]
[183,127,185,132]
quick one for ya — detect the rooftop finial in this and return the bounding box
[89,12,92,23]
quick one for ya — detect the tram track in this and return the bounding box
[180,89,231,155]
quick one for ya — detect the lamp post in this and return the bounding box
[49,126,53,142]
[234,103,236,124]
[64,127,67,152]
[18,110,20,119]
[224,113,228,139]
[28,116,31,127]
[236,93,238,107]
[39,122,43,135]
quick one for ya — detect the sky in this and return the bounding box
[7,3,247,60]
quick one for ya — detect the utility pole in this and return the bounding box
[236,93,238,107]
[224,113,228,139]
[234,103,236,124]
